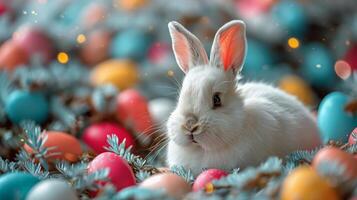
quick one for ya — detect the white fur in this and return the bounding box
[166,21,321,175]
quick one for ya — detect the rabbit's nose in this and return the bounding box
[183,114,199,133]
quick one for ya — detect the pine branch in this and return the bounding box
[0,157,18,173]
[170,165,195,183]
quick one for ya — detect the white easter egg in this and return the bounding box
[148,98,175,124]
[26,179,78,200]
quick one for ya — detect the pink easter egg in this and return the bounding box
[82,122,134,154]
[13,26,54,62]
[116,89,154,135]
[148,42,170,65]
[88,152,136,191]
[193,169,228,191]
[348,128,357,145]
[0,40,29,70]
[236,0,274,18]
[80,30,111,65]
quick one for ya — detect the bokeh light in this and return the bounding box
[334,60,352,80]
[288,37,300,49]
[76,34,86,44]
[57,52,69,64]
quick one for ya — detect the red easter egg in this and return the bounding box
[13,26,54,62]
[0,40,29,70]
[312,147,357,178]
[24,131,82,162]
[148,42,170,65]
[0,3,9,16]
[116,89,154,135]
[88,152,136,191]
[80,30,111,65]
[82,122,134,154]
[193,169,228,191]
[348,128,357,145]
[344,44,357,71]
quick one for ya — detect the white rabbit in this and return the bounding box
[166,20,321,175]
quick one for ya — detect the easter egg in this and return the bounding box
[0,172,40,200]
[88,152,136,191]
[117,0,148,11]
[91,59,139,90]
[193,169,228,192]
[13,26,54,62]
[117,89,154,135]
[348,128,357,145]
[344,44,357,71]
[148,98,175,124]
[80,30,111,65]
[82,122,134,154]
[279,75,316,106]
[301,43,336,88]
[312,147,357,178]
[280,166,340,200]
[81,3,107,28]
[140,173,191,199]
[317,92,357,143]
[26,179,78,200]
[24,131,82,162]
[110,29,153,61]
[271,0,307,36]
[5,90,49,124]
[235,0,274,18]
[0,40,29,70]
[148,42,170,65]
[0,3,10,16]
[117,186,168,199]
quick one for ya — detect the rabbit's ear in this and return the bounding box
[210,20,247,74]
[168,21,208,73]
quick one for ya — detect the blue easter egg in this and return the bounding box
[271,0,307,37]
[317,92,357,143]
[301,43,336,88]
[110,29,153,61]
[0,172,40,200]
[5,90,49,124]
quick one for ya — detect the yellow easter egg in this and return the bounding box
[117,0,148,11]
[279,75,316,106]
[281,166,340,200]
[91,59,139,90]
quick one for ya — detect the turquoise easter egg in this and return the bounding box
[0,172,40,200]
[5,90,49,124]
[271,0,307,37]
[301,43,337,88]
[317,92,357,143]
[110,29,153,61]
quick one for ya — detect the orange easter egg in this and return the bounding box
[279,75,316,106]
[24,131,82,162]
[0,40,28,70]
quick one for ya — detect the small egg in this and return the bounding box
[26,179,78,200]
[279,75,316,106]
[24,131,82,162]
[140,173,191,199]
[82,122,134,154]
[280,166,340,200]
[348,128,357,145]
[13,26,54,62]
[193,169,228,191]
[91,59,139,90]
[147,42,170,65]
[0,172,40,200]
[148,98,175,125]
[116,89,154,135]
[88,152,136,191]
[0,40,29,70]
[5,90,49,124]
[117,0,148,11]
[312,147,357,178]
[317,92,357,143]
[80,30,111,65]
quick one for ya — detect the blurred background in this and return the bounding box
[0,0,356,160]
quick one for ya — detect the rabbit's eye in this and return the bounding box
[212,92,222,109]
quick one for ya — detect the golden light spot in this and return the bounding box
[167,70,174,77]
[205,183,214,194]
[76,34,86,44]
[57,52,69,64]
[288,37,300,49]
[335,60,352,80]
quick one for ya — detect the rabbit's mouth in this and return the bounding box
[189,134,198,144]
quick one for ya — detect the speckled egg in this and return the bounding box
[280,166,340,200]
[317,92,357,143]
[312,147,357,178]
[91,59,139,90]
[5,90,49,124]
[279,75,316,106]
[26,179,78,200]
[0,40,29,70]
[24,131,82,162]
[0,172,40,200]
[82,122,134,154]
[193,169,228,192]
[88,152,136,191]
[140,173,191,199]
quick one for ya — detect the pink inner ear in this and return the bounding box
[219,25,244,71]
[172,31,190,72]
